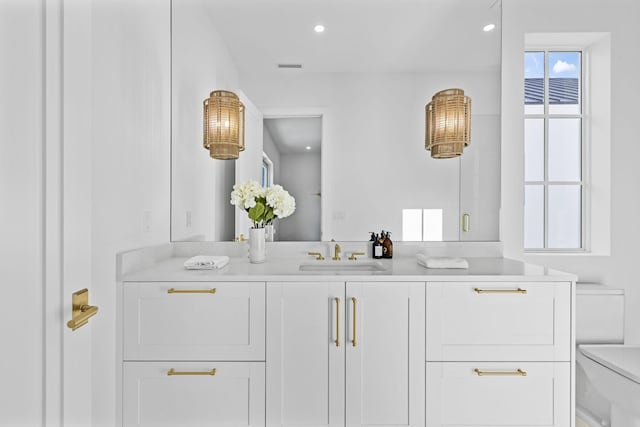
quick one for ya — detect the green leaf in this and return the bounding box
[264,207,274,223]
[248,202,266,222]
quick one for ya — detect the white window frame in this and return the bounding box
[261,152,274,188]
[524,49,586,252]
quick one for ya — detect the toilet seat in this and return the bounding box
[580,345,640,385]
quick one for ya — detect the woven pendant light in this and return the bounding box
[425,88,471,159]
[203,90,245,160]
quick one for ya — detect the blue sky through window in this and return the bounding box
[525,52,580,79]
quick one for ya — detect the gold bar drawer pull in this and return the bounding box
[167,288,217,294]
[474,368,527,376]
[474,287,527,294]
[167,368,217,376]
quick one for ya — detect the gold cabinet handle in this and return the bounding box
[351,297,357,347]
[474,368,527,376]
[474,287,527,294]
[335,297,341,347]
[167,368,217,376]
[67,288,99,331]
[167,288,217,294]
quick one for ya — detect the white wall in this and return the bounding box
[278,153,321,241]
[0,1,44,424]
[501,0,640,343]
[171,0,240,241]
[91,1,171,425]
[242,70,500,241]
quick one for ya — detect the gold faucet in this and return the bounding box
[307,251,325,261]
[348,251,366,261]
[333,244,341,261]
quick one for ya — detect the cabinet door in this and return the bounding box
[266,282,345,427]
[346,282,425,427]
[426,282,571,361]
[123,361,265,427]
[123,282,265,361]
[426,362,570,427]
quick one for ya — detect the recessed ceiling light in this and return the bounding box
[306,146,312,150]
[483,23,496,32]
[314,24,325,33]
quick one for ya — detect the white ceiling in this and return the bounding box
[202,0,501,73]
[264,117,322,154]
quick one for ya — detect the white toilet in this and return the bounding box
[576,283,640,426]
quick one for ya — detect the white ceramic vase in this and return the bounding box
[265,224,275,242]
[248,227,266,263]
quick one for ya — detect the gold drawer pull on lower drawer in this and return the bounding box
[474,287,527,294]
[167,368,217,376]
[474,368,527,377]
[167,288,217,294]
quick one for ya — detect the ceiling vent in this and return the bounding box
[277,63,303,69]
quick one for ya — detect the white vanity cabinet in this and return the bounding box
[116,252,576,427]
[266,281,425,427]
[425,281,572,427]
[121,281,266,427]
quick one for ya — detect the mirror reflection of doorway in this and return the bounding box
[263,116,321,241]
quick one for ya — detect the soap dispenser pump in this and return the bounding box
[372,234,383,259]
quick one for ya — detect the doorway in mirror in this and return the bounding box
[263,116,322,241]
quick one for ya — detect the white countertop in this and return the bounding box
[121,256,577,283]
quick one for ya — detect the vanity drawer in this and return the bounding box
[426,362,570,427]
[123,361,265,427]
[426,282,570,361]
[123,282,265,361]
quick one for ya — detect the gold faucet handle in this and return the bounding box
[333,244,341,261]
[307,251,325,261]
[348,251,366,261]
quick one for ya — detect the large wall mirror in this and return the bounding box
[171,0,501,242]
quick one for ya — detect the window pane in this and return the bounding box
[548,185,581,248]
[402,209,422,241]
[524,185,544,249]
[525,118,544,181]
[525,52,545,114]
[423,209,443,242]
[548,118,581,181]
[549,52,581,115]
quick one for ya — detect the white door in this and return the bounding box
[459,115,501,241]
[266,282,345,427]
[0,0,98,425]
[345,282,425,427]
[46,1,95,425]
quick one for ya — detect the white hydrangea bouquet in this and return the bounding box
[230,181,296,228]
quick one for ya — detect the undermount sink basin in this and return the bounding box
[299,260,386,272]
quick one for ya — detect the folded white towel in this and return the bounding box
[416,253,469,269]
[184,255,230,270]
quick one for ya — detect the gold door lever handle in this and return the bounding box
[167,288,217,294]
[474,368,527,376]
[67,288,99,331]
[167,368,217,376]
[474,288,527,294]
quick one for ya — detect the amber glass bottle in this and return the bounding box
[382,231,393,259]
